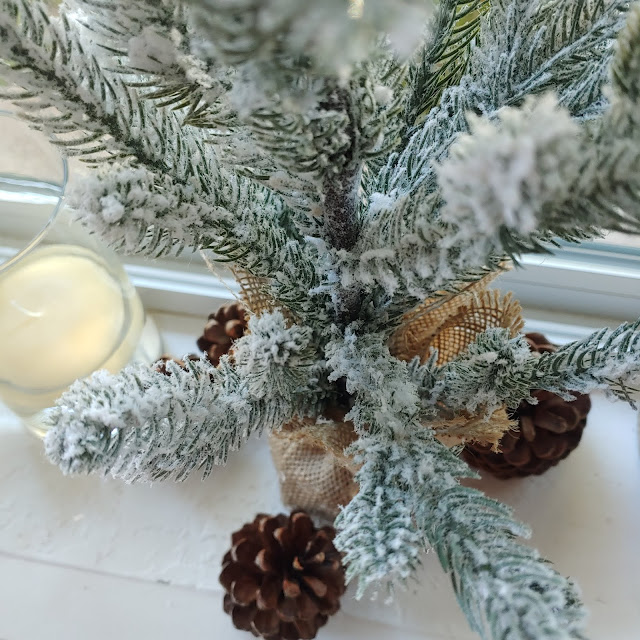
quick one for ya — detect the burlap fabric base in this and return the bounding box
[230,266,523,520]
[268,414,359,521]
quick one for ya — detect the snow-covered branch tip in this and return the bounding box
[336,431,587,639]
[411,321,640,419]
[44,358,244,482]
[437,94,582,243]
[234,310,323,401]
[68,164,231,257]
[326,329,420,436]
[186,0,434,74]
[44,313,326,482]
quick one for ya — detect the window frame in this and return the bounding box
[496,241,640,323]
[3,229,639,324]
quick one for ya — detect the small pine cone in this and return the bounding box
[523,331,557,354]
[197,302,248,366]
[154,354,199,376]
[462,332,592,479]
[220,511,346,640]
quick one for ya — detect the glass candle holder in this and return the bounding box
[0,111,162,438]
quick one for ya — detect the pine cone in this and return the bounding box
[220,511,346,640]
[197,302,248,366]
[462,332,592,479]
[154,354,199,376]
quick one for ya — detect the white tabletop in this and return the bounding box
[1,312,639,640]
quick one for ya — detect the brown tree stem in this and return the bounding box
[322,164,361,251]
[320,88,363,323]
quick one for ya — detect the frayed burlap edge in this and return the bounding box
[389,274,524,365]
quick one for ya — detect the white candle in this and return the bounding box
[0,243,145,419]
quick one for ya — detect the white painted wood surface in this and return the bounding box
[1,313,639,640]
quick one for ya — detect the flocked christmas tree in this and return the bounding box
[2,0,640,638]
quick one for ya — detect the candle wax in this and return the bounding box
[0,244,144,417]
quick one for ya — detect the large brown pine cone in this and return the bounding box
[197,302,248,366]
[462,332,592,479]
[220,511,346,640]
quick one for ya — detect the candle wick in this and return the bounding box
[10,298,44,318]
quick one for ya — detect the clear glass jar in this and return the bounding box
[0,111,162,437]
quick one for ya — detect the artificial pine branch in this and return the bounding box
[0,0,143,163]
[535,320,640,402]
[183,0,434,75]
[0,0,333,321]
[336,432,586,640]
[433,93,622,263]
[326,329,420,437]
[411,321,640,419]
[0,0,224,205]
[66,0,327,230]
[67,162,324,311]
[334,438,423,594]
[325,322,591,638]
[66,0,231,123]
[45,312,327,481]
[469,0,628,114]
[405,0,488,133]
[344,0,632,314]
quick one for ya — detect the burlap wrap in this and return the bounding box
[230,266,523,520]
